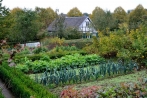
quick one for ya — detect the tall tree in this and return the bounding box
[8,8,41,43]
[35,7,56,29]
[0,0,9,40]
[91,7,117,34]
[35,7,56,38]
[53,14,66,39]
[90,7,105,30]
[128,4,147,30]
[113,6,127,29]
[105,11,117,31]
[67,7,82,17]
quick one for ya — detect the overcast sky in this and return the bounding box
[2,0,147,14]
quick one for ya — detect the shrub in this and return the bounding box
[41,37,65,50]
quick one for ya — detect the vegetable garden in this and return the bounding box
[30,59,137,87]
[1,26,147,97]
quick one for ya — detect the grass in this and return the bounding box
[50,70,147,96]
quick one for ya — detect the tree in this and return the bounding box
[35,7,56,29]
[35,7,56,39]
[128,4,147,30]
[0,0,9,40]
[113,6,127,29]
[90,7,106,30]
[91,7,117,35]
[0,0,9,17]
[113,6,127,23]
[53,14,66,39]
[67,7,82,17]
[8,8,41,43]
[105,11,117,31]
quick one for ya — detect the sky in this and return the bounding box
[2,0,147,14]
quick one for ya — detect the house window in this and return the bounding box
[86,22,89,26]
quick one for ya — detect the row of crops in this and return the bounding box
[16,53,105,73]
[32,61,137,86]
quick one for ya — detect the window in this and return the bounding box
[86,22,89,26]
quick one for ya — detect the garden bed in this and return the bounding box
[50,70,147,97]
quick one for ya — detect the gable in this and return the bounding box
[79,17,91,28]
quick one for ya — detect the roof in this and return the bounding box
[47,16,89,32]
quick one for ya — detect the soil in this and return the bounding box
[0,79,15,98]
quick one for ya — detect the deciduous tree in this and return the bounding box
[35,7,56,29]
[128,4,147,30]
[90,7,105,31]
[53,14,66,39]
[8,8,41,43]
[67,7,82,17]
[91,7,117,35]
[113,6,127,29]
[0,0,9,40]
[35,7,56,39]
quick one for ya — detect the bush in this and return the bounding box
[41,37,65,50]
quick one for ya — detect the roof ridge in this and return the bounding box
[65,16,87,18]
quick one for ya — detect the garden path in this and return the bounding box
[0,79,15,98]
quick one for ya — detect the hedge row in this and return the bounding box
[0,63,57,98]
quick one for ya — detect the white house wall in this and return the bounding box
[79,18,93,33]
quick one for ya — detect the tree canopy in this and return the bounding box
[8,8,41,43]
[67,7,82,17]
[91,7,117,34]
[0,0,9,40]
[128,4,147,30]
[35,7,56,29]
[113,6,127,23]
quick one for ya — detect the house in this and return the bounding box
[47,16,98,38]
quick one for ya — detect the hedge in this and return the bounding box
[0,63,57,98]
[0,92,4,98]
